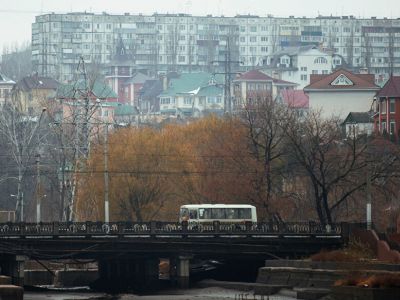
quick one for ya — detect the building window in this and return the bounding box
[381,99,387,114]
[390,98,396,113]
[160,97,171,104]
[261,46,268,52]
[184,97,192,105]
[250,26,257,32]
[178,56,185,62]
[250,37,257,43]
[390,121,396,135]
[322,70,329,74]
[261,36,268,42]
[312,70,318,74]
[314,57,328,64]
[301,67,307,71]
[301,74,307,81]
[382,121,387,133]
[240,37,246,43]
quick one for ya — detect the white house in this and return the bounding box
[304,69,380,119]
[341,112,374,137]
[263,46,345,89]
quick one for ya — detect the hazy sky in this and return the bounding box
[1,0,400,52]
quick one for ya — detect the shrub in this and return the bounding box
[311,238,375,262]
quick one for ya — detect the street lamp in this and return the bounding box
[97,101,110,224]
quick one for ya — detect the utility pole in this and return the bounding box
[104,123,109,223]
[211,34,242,114]
[366,163,372,230]
[36,153,41,223]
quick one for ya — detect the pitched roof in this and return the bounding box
[304,69,379,91]
[272,78,297,86]
[159,72,224,97]
[197,84,223,97]
[234,70,272,81]
[56,79,117,99]
[124,72,152,85]
[16,75,59,91]
[280,90,309,108]
[114,104,139,116]
[0,73,15,85]
[139,80,163,100]
[376,76,400,98]
[342,112,373,124]
[234,69,297,86]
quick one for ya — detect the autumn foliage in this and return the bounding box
[76,116,265,221]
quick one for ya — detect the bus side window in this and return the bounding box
[189,210,197,219]
[226,208,236,219]
[199,209,205,219]
[180,208,189,221]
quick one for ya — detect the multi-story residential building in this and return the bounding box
[263,45,346,88]
[0,73,15,107]
[304,68,380,119]
[32,13,400,83]
[373,76,400,140]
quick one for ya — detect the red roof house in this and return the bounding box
[373,76,400,141]
[303,68,380,119]
[233,69,297,109]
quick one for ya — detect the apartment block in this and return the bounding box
[32,12,400,82]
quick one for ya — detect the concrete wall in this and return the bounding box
[24,270,53,286]
[308,91,375,120]
[54,269,99,287]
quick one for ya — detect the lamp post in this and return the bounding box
[98,100,110,223]
[104,121,109,223]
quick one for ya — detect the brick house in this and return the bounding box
[373,76,400,141]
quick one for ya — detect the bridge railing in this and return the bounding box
[0,221,346,237]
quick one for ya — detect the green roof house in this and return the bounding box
[158,72,225,117]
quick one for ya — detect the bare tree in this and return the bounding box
[1,42,32,81]
[0,103,47,221]
[241,95,293,217]
[285,111,399,225]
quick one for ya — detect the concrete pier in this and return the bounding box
[176,256,191,288]
[0,255,26,286]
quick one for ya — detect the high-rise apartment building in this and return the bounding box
[32,12,400,82]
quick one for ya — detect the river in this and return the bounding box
[25,287,298,299]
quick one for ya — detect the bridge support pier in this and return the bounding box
[176,255,191,288]
[97,257,159,291]
[0,255,26,286]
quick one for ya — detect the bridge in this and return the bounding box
[0,221,351,290]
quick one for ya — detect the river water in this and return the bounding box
[25,287,298,300]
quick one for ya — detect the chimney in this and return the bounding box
[272,71,280,79]
[159,75,168,91]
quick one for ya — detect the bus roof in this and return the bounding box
[180,204,256,209]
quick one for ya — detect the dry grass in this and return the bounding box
[311,238,375,262]
[335,274,400,288]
